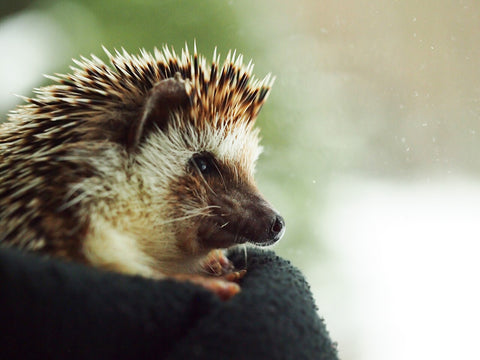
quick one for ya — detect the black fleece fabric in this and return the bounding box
[0,247,338,360]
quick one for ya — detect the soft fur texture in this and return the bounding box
[0,247,338,360]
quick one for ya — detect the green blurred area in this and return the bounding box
[0,0,274,70]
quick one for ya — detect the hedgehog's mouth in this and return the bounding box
[199,228,249,249]
[197,214,285,250]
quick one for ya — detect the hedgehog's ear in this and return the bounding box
[127,73,190,152]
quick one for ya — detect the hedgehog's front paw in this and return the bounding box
[202,249,247,283]
[202,249,235,276]
[169,250,247,300]
[222,269,247,281]
[172,273,241,301]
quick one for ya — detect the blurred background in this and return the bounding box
[1,1,479,359]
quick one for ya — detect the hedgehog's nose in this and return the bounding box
[269,213,285,242]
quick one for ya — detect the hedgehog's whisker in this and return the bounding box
[157,205,218,225]
[182,204,219,217]
[242,243,248,270]
[213,161,227,192]
[191,161,217,196]
[200,172,217,196]
[156,213,205,225]
[202,259,218,275]
[233,225,242,248]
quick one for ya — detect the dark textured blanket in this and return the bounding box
[0,247,338,360]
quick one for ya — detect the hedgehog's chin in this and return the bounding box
[197,226,281,251]
[197,228,243,250]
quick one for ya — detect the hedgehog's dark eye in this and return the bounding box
[189,152,216,175]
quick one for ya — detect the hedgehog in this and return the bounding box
[0,44,285,300]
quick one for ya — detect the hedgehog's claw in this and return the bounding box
[223,269,247,281]
[202,249,235,276]
[172,273,241,301]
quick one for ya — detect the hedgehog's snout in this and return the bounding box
[199,186,285,249]
[240,197,285,246]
